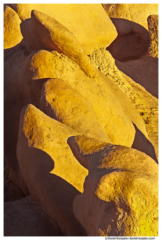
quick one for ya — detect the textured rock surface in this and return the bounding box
[147,15,158,58]
[4,196,62,236]
[5,42,148,168]
[17,105,88,235]
[68,136,158,236]
[10,3,117,54]
[4,41,153,195]
[89,48,158,161]
[113,15,158,159]
[40,78,110,143]
[27,50,149,148]
[4,6,22,49]
[17,104,87,193]
[3,3,159,237]
[116,56,158,98]
[20,10,99,78]
[102,4,158,30]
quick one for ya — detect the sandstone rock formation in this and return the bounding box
[5,38,153,189]
[24,48,149,149]
[102,4,158,30]
[4,3,158,237]
[4,6,22,49]
[17,104,88,193]
[40,78,110,143]
[89,49,158,161]
[17,105,88,235]
[115,15,158,98]
[113,15,159,160]
[103,4,158,62]
[68,136,158,236]
[9,3,117,54]
[20,10,99,78]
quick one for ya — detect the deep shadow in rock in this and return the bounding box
[4,196,63,236]
[107,18,149,62]
[132,123,158,163]
[17,146,88,236]
[115,56,158,98]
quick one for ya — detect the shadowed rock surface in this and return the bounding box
[115,15,158,98]
[107,18,150,62]
[4,196,63,236]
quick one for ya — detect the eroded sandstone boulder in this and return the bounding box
[113,15,158,159]
[4,4,159,236]
[24,49,149,148]
[20,10,99,78]
[89,48,158,161]
[40,78,111,143]
[4,40,153,189]
[4,6,22,49]
[17,104,88,193]
[68,136,158,236]
[16,104,88,235]
[102,4,158,30]
[10,3,117,54]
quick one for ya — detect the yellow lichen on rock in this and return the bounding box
[17,104,88,193]
[102,4,158,30]
[147,15,158,58]
[4,6,22,49]
[12,3,117,55]
[40,78,111,143]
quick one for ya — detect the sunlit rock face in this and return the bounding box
[4,3,158,237]
[68,135,158,236]
[89,14,159,161]
[147,15,158,58]
[102,4,158,30]
[8,3,117,55]
[4,6,22,49]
